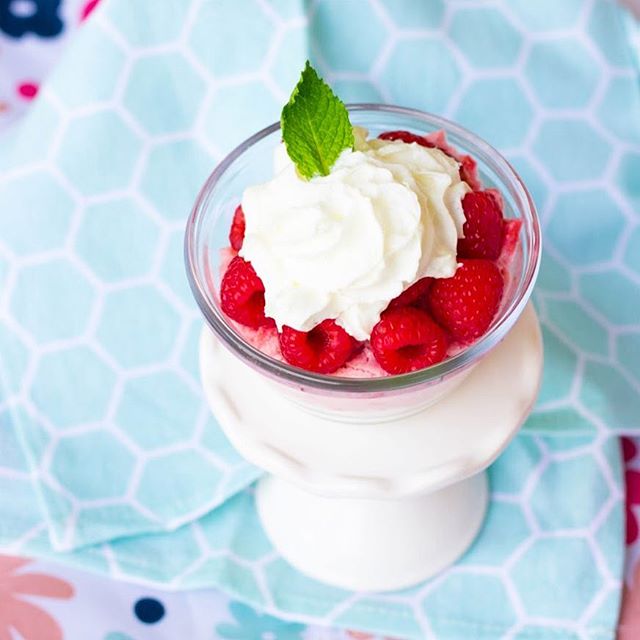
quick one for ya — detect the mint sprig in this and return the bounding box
[281,61,354,180]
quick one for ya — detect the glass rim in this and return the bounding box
[185,103,542,393]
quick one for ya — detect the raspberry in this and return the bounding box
[279,319,358,374]
[378,130,434,148]
[496,218,522,270]
[428,259,504,342]
[371,307,448,374]
[485,188,503,210]
[458,155,481,191]
[229,205,245,251]
[386,277,432,311]
[457,191,504,260]
[220,256,273,328]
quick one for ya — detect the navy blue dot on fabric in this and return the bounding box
[0,0,64,39]
[134,597,165,624]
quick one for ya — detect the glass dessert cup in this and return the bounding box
[186,105,540,423]
[186,105,543,591]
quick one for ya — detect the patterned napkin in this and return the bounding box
[0,0,638,637]
[0,424,625,639]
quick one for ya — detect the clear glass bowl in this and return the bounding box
[185,105,541,422]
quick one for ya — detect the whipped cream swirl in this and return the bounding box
[240,128,470,340]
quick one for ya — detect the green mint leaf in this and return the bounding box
[281,61,354,180]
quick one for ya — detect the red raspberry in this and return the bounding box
[428,259,504,342]
[279,319,358,374]
[386,277,432,311]
[497,218,522,269]
[371,307,448,374]
[229,205,245,252]
[457,191,504,260]
[378,130,434,148]
[458,155,481,191]
[220,256,272,328]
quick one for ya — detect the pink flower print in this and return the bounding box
[0,555,74,640]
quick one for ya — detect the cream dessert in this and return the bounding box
[240,129,470,341]
[217,64,520,376]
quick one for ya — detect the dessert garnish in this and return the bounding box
[281,60,354,179]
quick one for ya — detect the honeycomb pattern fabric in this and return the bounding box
[0,0,638,637]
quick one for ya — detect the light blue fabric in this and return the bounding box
[0,426,625,639]
[0,0,638,637]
